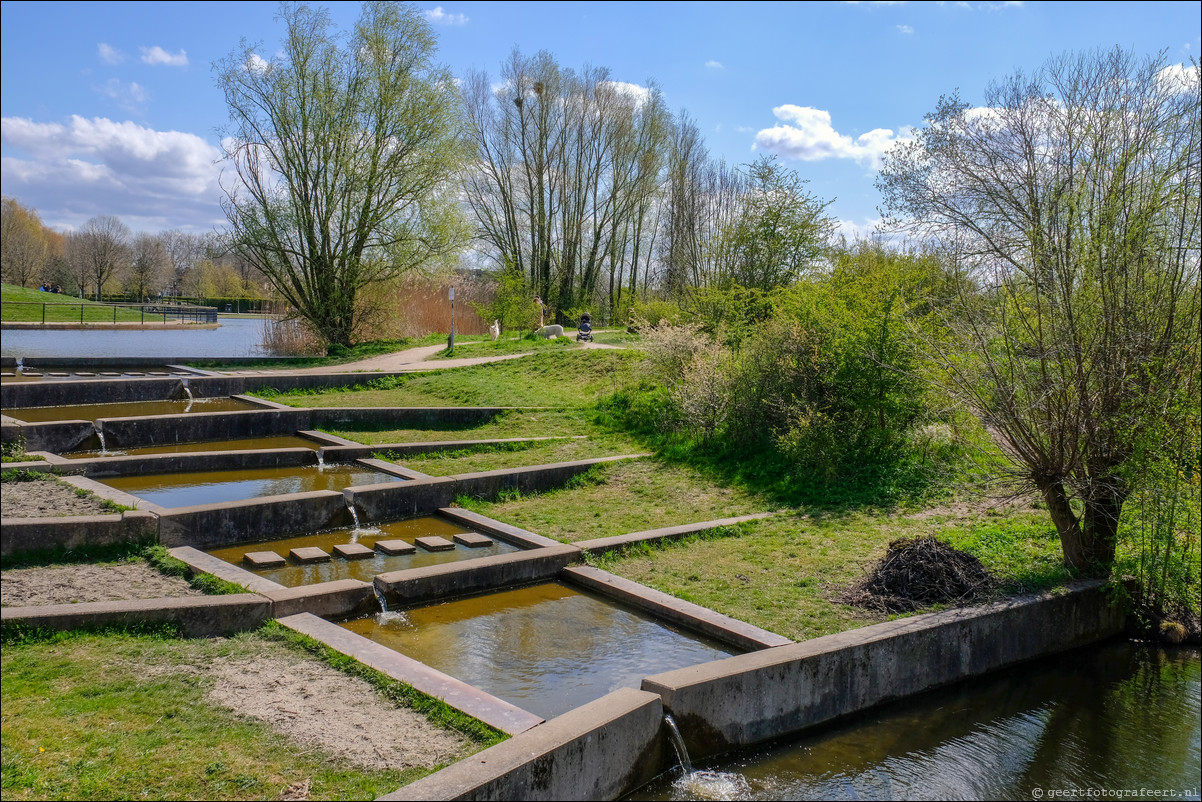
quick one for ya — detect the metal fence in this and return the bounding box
[2,301,219,326]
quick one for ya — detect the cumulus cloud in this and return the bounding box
[244,53,270,73]
[97,43,124,64]
[95,79,148,112]
[600,80,652,108]
[1,116,225,232]
[140,46,188,67]
[425,6,468,25]
[706,60,725,69]
[1156,63,1200,93]
[755,105,912,167]
[897,24,914,33]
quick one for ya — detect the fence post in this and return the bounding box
[42,303,46,326]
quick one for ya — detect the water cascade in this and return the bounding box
[663,714,753,800]
[179,378,194,412]
[373,585,389,613]
[16,357,24,371]
[94,423,108,455]
[316,450,326,471]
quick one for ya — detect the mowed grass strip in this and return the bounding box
[272,349,640,409]
[458,459,772,541]
[379,432,645,477]
[327,408,601,444]
[2,283,158,324]
[586,505,1070,642]
[0,630,474,801]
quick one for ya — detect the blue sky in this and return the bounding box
[2,1,1198,238]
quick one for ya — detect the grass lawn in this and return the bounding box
[268,349,640,409]
[0,627,495,801]
[1,284,151,324]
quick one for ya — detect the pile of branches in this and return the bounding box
[847,537,997,613]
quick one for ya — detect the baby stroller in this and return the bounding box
[576,313,594,342]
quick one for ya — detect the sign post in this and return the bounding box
[448,285,456,354]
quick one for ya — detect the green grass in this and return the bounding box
[429,332,577,359]
[584,504,1070,642]
[1,283,153,324]
[377,432,645,476]
[0,628,486,801]
[263,349,641,409]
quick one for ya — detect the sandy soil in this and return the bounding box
[0,561,202,607]
[1,477,113,518]
[206,652,471,771]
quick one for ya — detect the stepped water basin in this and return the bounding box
[341,581,739,720]
[98,463,403,508]
[3,396,262,423]
[64,434,324,458]
[206,516,520,586]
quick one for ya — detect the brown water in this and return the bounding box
[632,641,1201,801]
[3,397,262,422]
[64,434,322,458]
[341,582,738,720]
[99,464,402,507]
[206,517,520,586]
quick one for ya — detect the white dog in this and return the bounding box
[490,319,501,341]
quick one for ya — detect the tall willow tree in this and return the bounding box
[217,1,465,347]
[879,48,1201,573]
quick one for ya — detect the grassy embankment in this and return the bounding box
[267,346,1071,641]
[1,283,162,324]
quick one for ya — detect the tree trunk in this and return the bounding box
[1037,477,1123,575]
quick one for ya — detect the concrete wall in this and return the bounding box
[3,420,97,453]
[158,490,351,548]
[390,688,668,802]
[97,409,310,447]
[641,580,1126,760]
[375,545,582,606]
[70,447,316,478]
[0,594,272,638]
[0,510,157,557]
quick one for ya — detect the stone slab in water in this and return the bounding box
[333,542,376,560]
[453,532,493,548]
[375,539,417,555]
[290,547,331,564]
[415,536,455,552]
[244,550,286,569]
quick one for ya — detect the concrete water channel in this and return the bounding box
[2,359,1191,801]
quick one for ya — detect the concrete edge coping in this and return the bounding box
[387,687,664,802]
[642,579,1112,692]
[448,453,651,482]
[0,459,55,471]
[563,565,793,652]
[23,451,70,465]
[169,546,287,593]
[66,447,318,477]
[275,612,545,736]
[437,507,563,549]
[57,473,165,513]
[260,578,376,619]
[374,543,583,589]
[230,393,294,410]
[574,512,780,554]
[299,429,363,446]
[354,457,424,480]
[154,488,345,516]
[165,363,217,376]
[0,592,272,638]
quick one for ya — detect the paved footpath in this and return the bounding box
[221,339,623,375]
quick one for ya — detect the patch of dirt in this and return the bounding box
[1,477,112,518]
[0,562,202,607]
[207,653,471,770]
[845,536,997,613]
[903,492,1037,521]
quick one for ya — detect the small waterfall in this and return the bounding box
[664,714,753,800]
[346,499,361,530]
[94,424,108,456]
[664,714,693,774]
[373,585,389,613]
[16,357,24,371]
[316,450,326,471]
[179,378,194,411]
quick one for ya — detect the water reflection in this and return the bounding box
[632,642,1201,801]
[99,464,403,507]
[1,316,271,359]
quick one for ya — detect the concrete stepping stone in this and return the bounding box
[333,542,376,560]
[375,539,417,555]
[22,372,43,377]
[75,372,96,377]
[244,550,286,568]
[47,372,69,377]
[149,371,170,376]
[453,532,493,548]
[100,371,121,376]
[125,371,145,376]
[290,547,331,564]
[415,535,455,552]
[1,372,13,377]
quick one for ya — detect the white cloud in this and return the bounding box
[140,46,188,67]
[1156,63,1200,93]
[600,81,652,108]
[736,125,755,133]
[0,116,225,232]
[95,79,148,112]
[754,105,913,167]
[97,43,124,65]
[425,6,468,25]
[896,24,914,33]
[244,53,270,73]
[706,60,725,69]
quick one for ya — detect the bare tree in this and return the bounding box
[125,233,168,301]
[1,197,51,288]
[73,215,131,300]
[878,48,1201,573]
[217,1,466,347]
[159,230,205,299]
